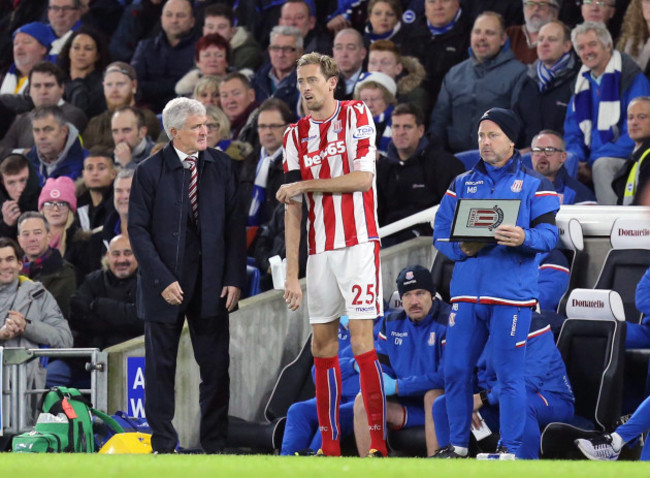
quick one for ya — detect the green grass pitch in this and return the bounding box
[2,454,649,478]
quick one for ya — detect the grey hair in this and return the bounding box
[270,25,304,49]
[630,96,650,105]
[115,168,135,181]
[30,105,67,127]
[17,211,50,234]
[162,97,206,138]
[571,21,613,51]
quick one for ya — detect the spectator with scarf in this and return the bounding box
[238,99,292,238]
[514,21,580,149]
[16,211,77,318]
[354,71,396,158]
[1,22,55,95]
[564,21,650,204]
[363,0,408,48]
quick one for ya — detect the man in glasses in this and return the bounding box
[580,0,616,26]
[47,0,82,55]
[251,26,303,114]
[531,129,597,205]
[508,0,560,65]
[239,98,293,230]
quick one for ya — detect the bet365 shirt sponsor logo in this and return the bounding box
[303,140,345,167]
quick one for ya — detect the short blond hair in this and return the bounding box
[296,52,339,79]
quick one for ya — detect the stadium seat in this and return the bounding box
[243,265,262,299]
[555,218,589,316]
[539,289,626,459]
[226,334,315,453]
[593,218,650,324]
[454,149,480,171]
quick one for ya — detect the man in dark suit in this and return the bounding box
[128,97,246,454]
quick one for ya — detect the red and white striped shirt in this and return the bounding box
[283,100,380,255]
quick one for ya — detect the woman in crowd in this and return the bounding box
[363,0,407,47]
[175,33,232,97]
[58,27,110,118]
[206,104,253,161]
[354,71,397,158]
[192,75,221,108]
[38,177,99,280]
[617,0,650,72]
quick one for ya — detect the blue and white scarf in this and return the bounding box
[248,148,282,226]
[427,7,462,37]
[365,21,402,43]
[375,104,394,157]
[536,51,571,91]
[572,50,622,147]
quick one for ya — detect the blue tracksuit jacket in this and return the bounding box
[377,300,448,396]
[433,152,560,305]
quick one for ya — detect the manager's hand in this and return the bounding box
[161,281,184,305]
[221,286,241,312]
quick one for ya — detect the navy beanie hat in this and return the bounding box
[478,107,521,143]
[397,265,435,297]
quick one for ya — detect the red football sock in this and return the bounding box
[313,355,342,456]
[355,348,387,456]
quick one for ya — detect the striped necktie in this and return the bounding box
[186,156,198,221]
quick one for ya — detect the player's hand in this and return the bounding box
[472,393,483,412]
[471,411,483,430]
[221,286,241,312]
[114,142,133,167]
[2,199,21,227]
[494,225,525,247]
[276,182,304,204]
[283,276,302,311]
[161,281,184,305]
[326,14,350,33]
[382,373,397,396]
[460,241,485,256]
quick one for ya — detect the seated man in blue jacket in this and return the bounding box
[353,265,448,457]
[563,21,650,204]
[433,314,575,459]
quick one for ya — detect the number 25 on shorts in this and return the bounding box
[351,283,375,305]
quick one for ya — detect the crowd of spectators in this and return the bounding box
[2,0,650,452]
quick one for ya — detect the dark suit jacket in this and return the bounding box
[128,143,246,323]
